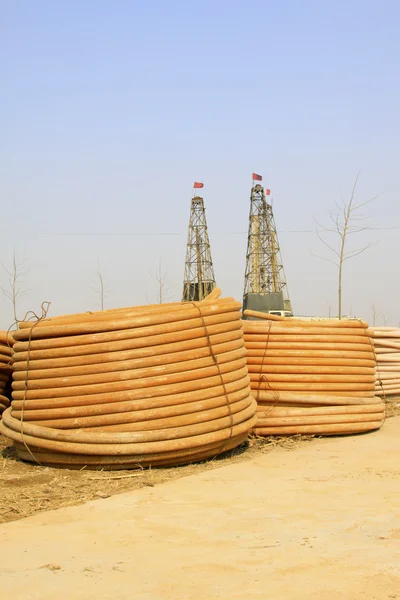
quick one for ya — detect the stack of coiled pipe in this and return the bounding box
[371,327,400,398]
[0,292,257,469]
[243,310,385,436]
[0,332,13,416]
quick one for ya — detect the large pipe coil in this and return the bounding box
[243,311,385,436]
[371,327,400,397]
[0,292,257,468]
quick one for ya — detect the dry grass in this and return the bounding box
[0,433,313,524]
[385,398,400,418]
[2,403,399,525]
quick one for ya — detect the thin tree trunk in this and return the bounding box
[314,174,376,322]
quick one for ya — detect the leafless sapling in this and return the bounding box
[313,174,378,319]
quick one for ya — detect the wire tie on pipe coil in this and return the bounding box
[256,320,280,413]
[17,301,51,465]
[189,302,235,456]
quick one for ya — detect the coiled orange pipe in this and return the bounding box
[1,294,257,468]
[243,311,385,436]
[370,327,400,398]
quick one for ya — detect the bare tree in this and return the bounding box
[372,304,379,327]
[313,174,378,319]
[152,260,173,304]
[372,305,389,327]
[1,248,31,325]
[93,262,110,310]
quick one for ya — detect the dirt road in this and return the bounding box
[1,418,399,599]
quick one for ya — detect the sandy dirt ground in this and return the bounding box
[1,401,398,525]
[0,434,314,524]
[1,416,399,599]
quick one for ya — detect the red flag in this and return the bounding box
[252,173,262,181]
[193,182,204,189]
[265,188,271,195]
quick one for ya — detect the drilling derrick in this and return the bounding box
[243,178,292,315]
[182,187,216,302]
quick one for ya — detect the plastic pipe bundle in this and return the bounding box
[0,293,257,469]
[370,327,400,398]
[242,310,385,436]
[0,331,13,416]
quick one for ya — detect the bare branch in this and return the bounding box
[315,216,336,233]
[334,198,343,212]
[342,241,378,262]
[346,224,373,234]
[352,193,381,211]
[348,172,361,209]
[310,250,340,268]
[315,229,341,258]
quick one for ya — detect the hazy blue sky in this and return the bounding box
[1,0,399,327]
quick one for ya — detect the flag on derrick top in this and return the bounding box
[252,173,262,181]
[265,188,271,195]
[193,182,204,189]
